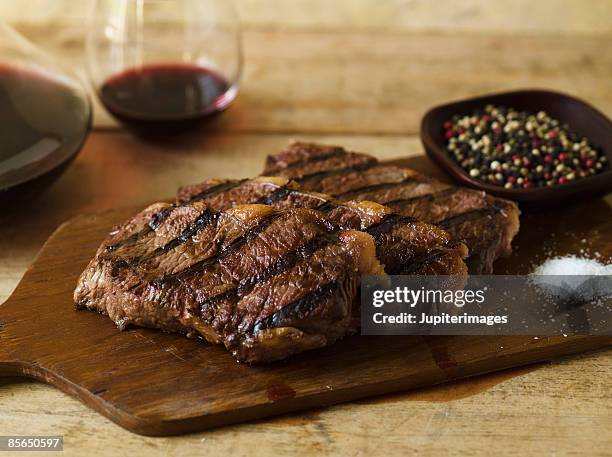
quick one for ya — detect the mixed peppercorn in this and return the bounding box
[443,105,608,189]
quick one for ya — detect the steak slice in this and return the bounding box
[263,142,521,273]
[75,203,385,363]
[177,176,469,277]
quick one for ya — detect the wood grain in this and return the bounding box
[1,132,611,451]
[0,132,423,302]
[4,0,612,35]
[1,2,611,453]
[10,27,612,133]
[1,156,610,435]
[1,349,611,456]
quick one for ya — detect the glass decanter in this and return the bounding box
[0,22,91,205]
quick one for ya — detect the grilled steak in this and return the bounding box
[177,176,469,276]
[263,142,521,273]
[75,203,386,363]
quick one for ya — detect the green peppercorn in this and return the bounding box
[443,105,607,189]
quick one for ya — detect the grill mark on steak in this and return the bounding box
[398,246,455,274]
[178,178,469,277]
[264,142,521,274]
[197,288,237,310]
[106,231,146,253]
[174,177,469,276]
[295,158,378,183]
[256,185,341,214]
[258,186,341,214]
[177,180,466,279]
[315,200,339,213]
[365,213,418,237]
[251,281,340,335]
[385,187,458,208]
[184,179,248,203]
[238,227,338,291]
[271,147,348,172]
[365,214,462,275]
[75,203,389,363]
[199,229,340,310]
[436,206,503,229]
[106,205,175,252]
[333,176,422,200]
[148,206,176,230]
[135,208,220,265]
[154,212,286,284]
[254,185,293,205]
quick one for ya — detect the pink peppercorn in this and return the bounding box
[442,105,607,190]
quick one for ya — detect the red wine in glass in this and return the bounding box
[98,63,235,132]
[0,64,91,205]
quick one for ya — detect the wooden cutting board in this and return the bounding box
[1,158,611,436]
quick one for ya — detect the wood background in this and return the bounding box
[1,0,611,455]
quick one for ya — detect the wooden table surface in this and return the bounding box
[1,2,611,455]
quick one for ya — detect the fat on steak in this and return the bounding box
[262,142,520,273]
[75,203,387,363]
[176,176,469,276]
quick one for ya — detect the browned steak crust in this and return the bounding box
[75,203,385,363]
[262,142,520,273]
[176,176,469,277]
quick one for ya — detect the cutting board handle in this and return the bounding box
[0,216,91,378]
[1,207,611,436]
[0,294,40,377]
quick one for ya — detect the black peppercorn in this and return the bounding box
[443,105,608,189]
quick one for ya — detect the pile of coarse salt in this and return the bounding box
[532,255,612,302]
[534,255,612,276]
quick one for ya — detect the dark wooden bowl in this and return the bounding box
[420,89,612,206]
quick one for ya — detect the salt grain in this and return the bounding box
[533,255,612,276]
[532,255,612,302]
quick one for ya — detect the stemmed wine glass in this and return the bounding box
[86,0,242,132]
